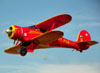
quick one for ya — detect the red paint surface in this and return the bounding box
[7,14,98,54]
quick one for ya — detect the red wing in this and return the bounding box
[31,30,63,44]
[36,14,72,31]
[4,43,22,54]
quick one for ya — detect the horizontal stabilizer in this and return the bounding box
[77,41,98,46]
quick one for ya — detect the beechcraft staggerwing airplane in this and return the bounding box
[5,14,98,56]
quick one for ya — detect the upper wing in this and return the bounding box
[36,14,72,31]
[4,43,22,54]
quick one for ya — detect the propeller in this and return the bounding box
[2,26,19,46]
[3,28,19,45]
[2,29,7,34]
[5,29,12,34]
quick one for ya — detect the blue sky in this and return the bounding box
[0,0,100,73]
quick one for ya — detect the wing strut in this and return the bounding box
[13,40,19,45]
[50,23,55,31]
[15,40,19,45]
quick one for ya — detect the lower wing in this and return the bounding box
[4,43,22,54]
[4,31,63,54]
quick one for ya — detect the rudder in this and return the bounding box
[76,30,91,42]
[76,30,98,52]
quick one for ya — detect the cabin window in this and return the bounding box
[28,25,47,32]
[28,26,38,31]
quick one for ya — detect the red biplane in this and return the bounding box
[5,14,98,56]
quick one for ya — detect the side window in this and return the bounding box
[34,27,38,31]
[28,26,35,29]
[28,26,38,31]
[40,28,47,32]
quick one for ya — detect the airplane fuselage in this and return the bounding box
[6,25,89,53]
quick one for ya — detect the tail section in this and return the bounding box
[76,30,91,42]
[76,30,98,52]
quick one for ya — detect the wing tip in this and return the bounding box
[59,14,72,21]
[4,49,20,54]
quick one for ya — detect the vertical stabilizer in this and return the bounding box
[76,30,98,52]
[76,30,91,42]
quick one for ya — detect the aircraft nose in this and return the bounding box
[5,29,12,34]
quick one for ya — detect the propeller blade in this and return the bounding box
[2,29,6,34]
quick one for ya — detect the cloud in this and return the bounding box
[73,14,100,27]
[37,63,100,73]
[75,15,100,20]
[0,63,100,73]
[79,22,100,27]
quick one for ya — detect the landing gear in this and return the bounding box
[80,50,83,53]
[77,49,83,53]
[20,47,27,56]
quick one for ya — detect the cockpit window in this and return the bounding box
[28,25,35,29]
[28,25,47,32]
[28,25,38,31]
